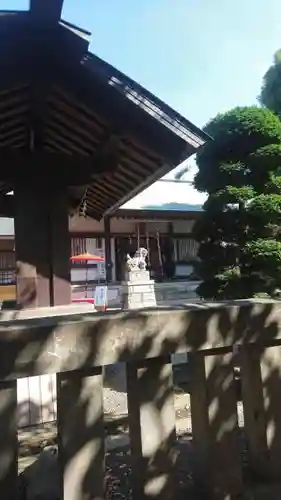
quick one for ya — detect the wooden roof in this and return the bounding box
[0,1,210,219]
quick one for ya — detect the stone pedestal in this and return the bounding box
[121,270,156,309]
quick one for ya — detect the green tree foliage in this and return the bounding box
[260,50,281,115]
[193,106,281,299]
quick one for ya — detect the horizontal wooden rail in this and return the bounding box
[0,300,281,498]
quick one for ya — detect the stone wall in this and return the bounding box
[2,300,281,498]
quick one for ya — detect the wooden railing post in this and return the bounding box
[0,380,17,499]
[239,346,269,477]
[189,352,242,498]
[57,367,105,500]
[260,346,281,478]
[126,356,177,500]
[241,345,281,479]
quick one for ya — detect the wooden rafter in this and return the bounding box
[0,2,208,220]
[52,68,184,164]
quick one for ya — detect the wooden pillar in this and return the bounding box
[260,346,281,478]
[240,347,269,478]
[189,352,242,498]
[240,345,281,480]
[0,380,17,499]
[104,216,112,282]
[51,191,71,306]
[126,356,177,500]
[57,368,105,500]
[14,184,71,308]
[167,222,174,261]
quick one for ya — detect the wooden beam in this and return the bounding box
[0,11,30,63]
[44,132,87,156]
[0,40,182,169]
[45,122,94,155]
[27,18,89,153]
[0,193,102,219]
[48,97,102,138]
[45,128,121,172]
[0,14,89,93]
[0,150,118,186]
[14,184,71,307]
[114,208,202,221]
[0,195,14,217]
[29,56,49,153]
[29,0,64,24]
[0,62,30,93]
[87,180,123,200]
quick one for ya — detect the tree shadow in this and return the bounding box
[0,300,280,498]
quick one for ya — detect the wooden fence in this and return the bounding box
[1,300,281,498]
[15,281,200,428]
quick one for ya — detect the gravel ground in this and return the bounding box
[16,364,250,500]
[18,396,281,499]
[104,436,194,500]
[19,430,277,500]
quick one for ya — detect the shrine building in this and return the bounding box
[0,1,209,308]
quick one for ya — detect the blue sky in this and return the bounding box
[3,0,281,208]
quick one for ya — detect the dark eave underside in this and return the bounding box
[0,8,209,219]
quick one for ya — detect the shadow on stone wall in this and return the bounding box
[10,301,281,498]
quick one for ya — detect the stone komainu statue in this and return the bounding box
[126,247,148,271]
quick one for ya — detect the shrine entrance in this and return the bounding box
[0,0,208,309]
[114,234,172,282]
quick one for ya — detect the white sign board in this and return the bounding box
[94,285,108,311]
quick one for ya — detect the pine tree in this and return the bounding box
[260,49,281,115]
[193,106,281,299]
